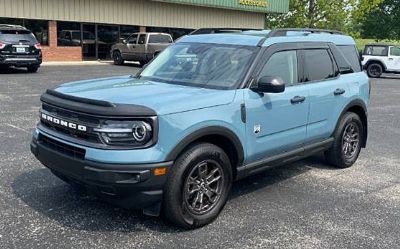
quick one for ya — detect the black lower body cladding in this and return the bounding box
[30,134,173,209]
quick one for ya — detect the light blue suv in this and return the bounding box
[31,28,369,229]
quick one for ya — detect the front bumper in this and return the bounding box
[30,135,172,209]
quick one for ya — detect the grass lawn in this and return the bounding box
[355,39,400,51]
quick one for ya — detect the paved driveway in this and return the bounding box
[0,65,399,248]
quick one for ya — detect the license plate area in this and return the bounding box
[13,45,29,53]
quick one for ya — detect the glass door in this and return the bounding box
[82,24,96,60]
[97,25,119,60]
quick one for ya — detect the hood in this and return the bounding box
[53,75,236,115]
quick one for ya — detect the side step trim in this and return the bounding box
[236,138,334,180]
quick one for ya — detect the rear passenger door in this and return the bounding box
[244,48,309,162]
[303,47,350,143]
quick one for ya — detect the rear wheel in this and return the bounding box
[139,60,147,67]
[113,51,124,65]
[27,65,39,73]
[325,112,363,168]
[163,143,232,229]
[367,63,383,78]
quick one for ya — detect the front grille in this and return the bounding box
[39,134,86,160]
[40,103,101,144]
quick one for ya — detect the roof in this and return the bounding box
[0,24,27,31]
[177,28,356,46]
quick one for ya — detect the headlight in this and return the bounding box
[94,120,153,147]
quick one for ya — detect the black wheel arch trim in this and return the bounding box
[334,99,368,147]
[365,60,387,71]
[165,126,245,166]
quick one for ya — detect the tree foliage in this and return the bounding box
[361,0,400,40]
[265,0,383,38]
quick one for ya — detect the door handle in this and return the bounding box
[389,58,394,61]
[334,88,346,96]
[290,96,306,104]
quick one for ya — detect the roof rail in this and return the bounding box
[267,28,343,38]
[190,28,262,35]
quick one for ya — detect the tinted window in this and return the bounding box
[0,30,37,43]
[337,45,361,72]
[303,49,335,81]
[57,21,81,46]
[138,34,146,44]
[148,34,172,43]
[390,47,400,56]
[364,46,388,56]
[127,34,138,44]
[259,50,298,85]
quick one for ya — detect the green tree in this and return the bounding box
[266,0,382,36]
[266,0,355,30]
[362,0,400,40]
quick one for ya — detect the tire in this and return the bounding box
[113,51,124,65]
[139,60,147,67]
[325,112,364,168]
[163,143,233,229]
[367,63,383,78]
[27,65,39,73]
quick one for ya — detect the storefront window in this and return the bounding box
[57,21,82,46]
[120,25,139,40]
[147,27,193,40]
[0,18,48,45]
[24,20,48,45]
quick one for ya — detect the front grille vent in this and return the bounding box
[38,134,86,160]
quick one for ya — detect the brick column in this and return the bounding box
[139,26,146,32]
[48,20,57,48]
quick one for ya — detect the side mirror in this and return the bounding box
[339,66,354,75]
[252,76,285,93]
[121,38,127,44]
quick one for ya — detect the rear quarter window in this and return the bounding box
[148,35,172,44]
[364,46,388,56]
[337,45,361,72]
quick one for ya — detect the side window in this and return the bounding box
[390,47,400,56]
[303,49,335,82]
[138,34,147,44]
[148,34,173,43]
[337,45,361,72]
[259,50,298,85]
[127,34,138,44]
[364,46,388,56]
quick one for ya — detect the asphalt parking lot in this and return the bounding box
[0,64,399,249]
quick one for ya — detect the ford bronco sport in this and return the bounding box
[362,43,400,78]
[31,28,369,229]
[0,24,42,72]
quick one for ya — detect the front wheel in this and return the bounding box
[367,63,383,78]
[325,112,363,168]
[113,51,124,65]
[163,143,232,229]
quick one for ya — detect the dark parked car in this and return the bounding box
[0,24,42,72]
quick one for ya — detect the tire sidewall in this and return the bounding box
[113,51,123,65]
[367,63,383,78]
[164,143,232,228]
[336,113,363,166]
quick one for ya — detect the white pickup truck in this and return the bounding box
[362,43,400,78]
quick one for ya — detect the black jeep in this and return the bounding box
[0,24,42,73]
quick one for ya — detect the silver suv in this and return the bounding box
[111,32,173,66]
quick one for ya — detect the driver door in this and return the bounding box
[387,46,400,72]
[125,34,138,60]
[244,48,309,163]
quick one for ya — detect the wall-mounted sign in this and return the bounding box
[239,0,268,8]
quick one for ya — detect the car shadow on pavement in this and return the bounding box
[12,155,332,233]
[0,67,29,74]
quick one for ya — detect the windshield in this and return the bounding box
[140,43,257,89]
[0,30,37,43]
